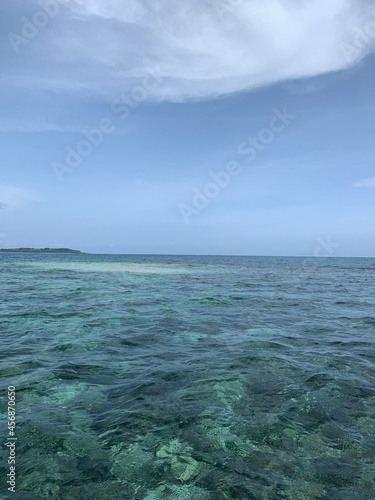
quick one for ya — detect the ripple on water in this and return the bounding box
[1,254,375,499]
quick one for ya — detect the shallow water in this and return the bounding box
[1,254,375,499]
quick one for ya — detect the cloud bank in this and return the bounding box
[0,185,38,209]
[352,177,375,188]
[5,0,375,101]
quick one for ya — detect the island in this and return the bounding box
[0,248,83,254]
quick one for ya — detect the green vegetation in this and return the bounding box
[0,248,83,253]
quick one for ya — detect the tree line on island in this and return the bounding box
[0,248,83,253]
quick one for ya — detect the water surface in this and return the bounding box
[1,254,374,499]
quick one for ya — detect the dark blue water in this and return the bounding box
[1,254,375,499]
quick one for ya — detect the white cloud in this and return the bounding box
[352,177,375,188]
[6,0,375,102]
[0,122,83,133]
[0,185,39,209]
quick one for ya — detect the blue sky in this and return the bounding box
[1,0,375,256]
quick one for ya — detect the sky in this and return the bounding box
[0,0,375,256]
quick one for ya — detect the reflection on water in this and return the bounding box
[0,254,374,499]
[20,261,196,274]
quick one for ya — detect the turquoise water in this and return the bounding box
[1,254,375,499]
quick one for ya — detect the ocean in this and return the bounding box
[1,254,374,499]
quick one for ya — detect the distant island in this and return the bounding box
[0,248,83,254]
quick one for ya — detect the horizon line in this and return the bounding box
[0,249,374,259]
